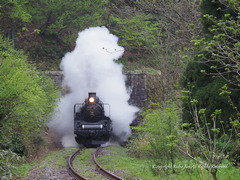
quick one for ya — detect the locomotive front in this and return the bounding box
[74,92,112,147]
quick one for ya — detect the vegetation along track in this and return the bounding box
[67,147,123,180]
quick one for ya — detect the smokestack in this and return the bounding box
[88,92,96,98]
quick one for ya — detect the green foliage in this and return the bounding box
[0,0,201,81]
[0,149,25,179]
[127,99,240,179]
[98,145,157,180]
[24,0,108,69]
[199,0,240,85]
[180,84,240,179]
[201,0,239,33]
[0,0,108,69]
[27,0,107,36]
[110,14,159,51]
[131,100,182,175]
[0,132,27,156]
[182,75,237,128]
[0,36,59,155]
[0,0,32,22]
[193,14,240,85]
[182,0,240,135]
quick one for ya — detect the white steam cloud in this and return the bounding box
[48,26,139,147]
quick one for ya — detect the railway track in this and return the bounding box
[67,147,123,180]
[67,148,87,180]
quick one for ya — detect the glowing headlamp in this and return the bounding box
[88,97,95,103]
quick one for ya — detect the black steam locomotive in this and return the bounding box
[74,92,112,147]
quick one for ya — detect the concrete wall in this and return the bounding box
[44,71,147,108]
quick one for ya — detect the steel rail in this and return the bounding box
[93,147,124,180]
[67,149,87,180]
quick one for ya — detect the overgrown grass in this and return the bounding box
[151,159,239,180]
[97,145,156,179]
[97,145,240,180]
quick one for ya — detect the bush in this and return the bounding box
[0,36,59,155]
[0,131,27,156]
[129,100,182,175]
[0,149,25,179]
[127,132,152,159]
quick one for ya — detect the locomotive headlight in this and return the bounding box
[88,97,95,103]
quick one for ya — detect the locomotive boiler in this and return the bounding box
[74,92,112,147]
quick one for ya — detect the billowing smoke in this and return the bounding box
[48,26,139,147]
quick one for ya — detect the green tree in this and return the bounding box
[0,0,31,22]
[0,0,32,46]
[108,0,202,102]
[182,0,240,130]
[110,14,159,55]
[132,101,181,175]
[181,1,240,178]
[23,0,108,67]
[0,149,24,179]
[0,0,108,69]
[180,91,238,180]
[0,36,59,155]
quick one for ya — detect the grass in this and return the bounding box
[13,146,240,180]
[37,147,77,169]
[14,163,32,178]
[97,145,157,179]
[73,148,107,180]
[97,145,240,180]
[153,159,240,180]
[14,147,77,178]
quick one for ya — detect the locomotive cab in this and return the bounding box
[74,92,112,147]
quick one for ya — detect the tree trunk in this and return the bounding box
[211,168,218,180]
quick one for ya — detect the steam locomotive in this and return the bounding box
[74,92,112,147]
